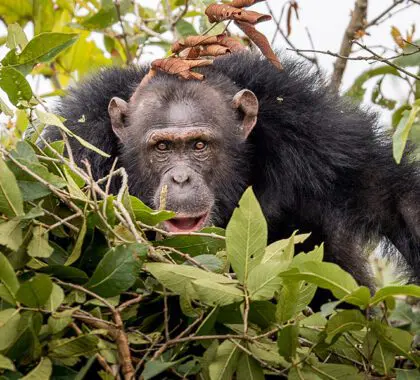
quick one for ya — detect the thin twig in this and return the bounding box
[265,1,317,66]
[114,0,132,64]
[353,40,420,80]
[365,0,404,28]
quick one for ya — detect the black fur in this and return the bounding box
[45,52,420,287]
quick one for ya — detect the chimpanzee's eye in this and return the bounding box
[156,141,170,151]
[194,141,207,151]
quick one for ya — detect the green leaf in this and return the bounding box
[129,196,175,225]
[0,66,32,105]
[81,7,118,29]
[38,110,110,158]
[208,340,240,380]
[262,232,310,264]
[86,244,141,297]
[33,0,55,35]
[0,0,32,24]
[226,187,267,284]
[340,286,371,308]
[185,254,225,272]
[64,219,87,266]
[279,261,358,300]
[146,262,237,300]
[58,32,112,77]
[247,262,285,301]
[16,274,53,308]
[394,40,420,67]
[15,32,79,71]
[155,227,225,256]
[346,65,400,101]
[0,156,24,217]
[175,19,197,36]
[142,360,178,380]
[370,284,420,306]
[393,100,420,164]
[325,310,366,344]
[276,280,316,323]
[192,279,243,306]
[396,369,420,380]
[44,283,65,312]
[236,353,264,380]
[0,219,23,251]
[6,23,28,50]
[288,367,322,380]
[364,329,394,376]
[309,363,363,379]
[27,225,54,258]
[277,324,299,360]
[370,321,413,356]
[0,252,20,304]
[21,357,52,380]
[39,265,88,284]
[0,354,15,371]
[5,311,42,364]
[0,308,21,350]
[49,335,99,359]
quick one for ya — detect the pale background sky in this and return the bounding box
[0,0,419,124]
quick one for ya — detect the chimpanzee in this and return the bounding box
[44,51,420,289]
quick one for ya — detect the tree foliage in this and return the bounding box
[0,1,419,379]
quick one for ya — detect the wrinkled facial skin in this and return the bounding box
[109,78,258,232]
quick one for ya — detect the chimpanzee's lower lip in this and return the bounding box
[163,213,208,232]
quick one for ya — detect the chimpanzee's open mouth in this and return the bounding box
[163,213,208,232]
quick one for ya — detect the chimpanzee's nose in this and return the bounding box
[171,168,190,185]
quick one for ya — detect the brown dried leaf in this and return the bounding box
[286,1,299,36]
[231,0,265,8]
[217,34,245,52]
[151,58,213,80]
[178,46,201,59]
[172,35,220,53]
[205,4,271,25]
[235,20,283,70]
[201,44,231,56]
[406,24,415,44]
[391,26,405,48]
[353,29,366,39]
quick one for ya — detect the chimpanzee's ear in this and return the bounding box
[108,97,129,142]
[232,89,259,139]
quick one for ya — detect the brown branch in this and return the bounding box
[330,0,368,92]
[70,321,116,377]
[172,0,189,27]
[55,279,135,380]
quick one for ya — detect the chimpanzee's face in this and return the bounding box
[108,78,258,231]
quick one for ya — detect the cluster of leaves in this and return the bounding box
[0,138,419,379]
[346,27,420,164]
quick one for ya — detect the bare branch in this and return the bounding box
[330,0,368,92]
